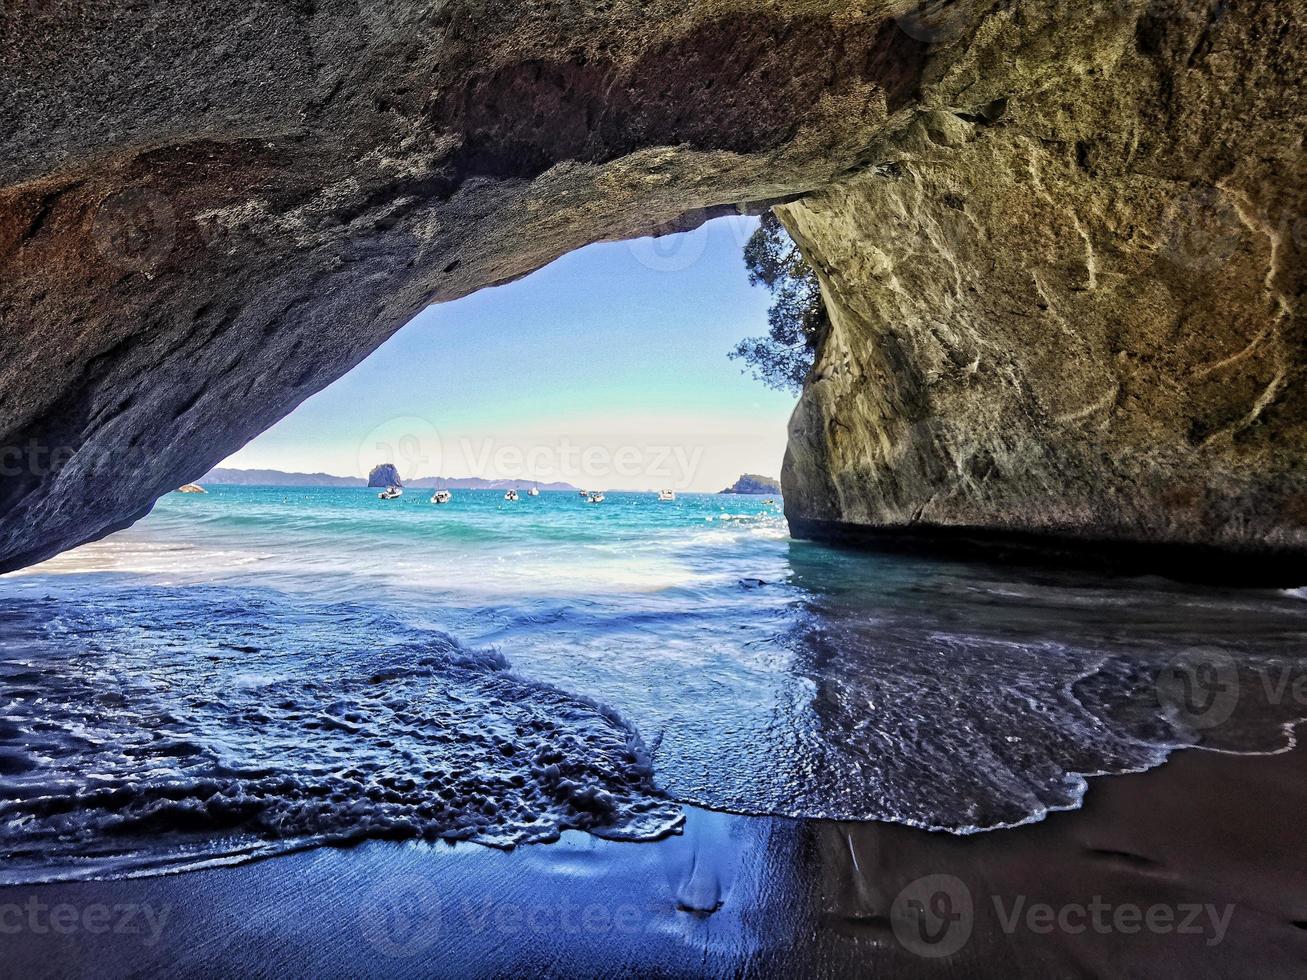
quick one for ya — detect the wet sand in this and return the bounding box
[3,738,1306,978]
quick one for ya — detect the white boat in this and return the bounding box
[431,490,452,504]
[578,490,590,498]
[657,489,675,501]
[504,489,520,502]
[527,485,541,497]
[378,486,403,500]
[586,492,605,504]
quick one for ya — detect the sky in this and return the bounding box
[220,215,797,492]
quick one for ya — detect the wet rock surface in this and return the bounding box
[367,464,402,489]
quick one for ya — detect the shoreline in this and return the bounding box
[4,741,1306,978]
[786,516,1307,588]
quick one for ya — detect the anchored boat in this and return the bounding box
[431,490,452,504]
[378,486,403,500]
[504,489,520,502]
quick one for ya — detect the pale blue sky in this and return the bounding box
[222,216,797,491]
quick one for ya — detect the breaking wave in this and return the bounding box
[5,488,1307,878]
[0,585,680,885]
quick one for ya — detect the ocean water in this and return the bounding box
[2,485,1306,883]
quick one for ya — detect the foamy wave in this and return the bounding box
[0,585,682,884]
[18,489,1302,851]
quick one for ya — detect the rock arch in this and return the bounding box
[1,1,1304,580]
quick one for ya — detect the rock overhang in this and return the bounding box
[1,1,1304,582]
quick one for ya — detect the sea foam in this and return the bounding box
[0,585,681,884]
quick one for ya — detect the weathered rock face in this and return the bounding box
[367,464,402,489]
[0,0,930,571]
[0,1,1303,580]
[781,0,1307,579]
[720,474,783,495]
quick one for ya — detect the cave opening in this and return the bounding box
[1,212,840,884]
[2,0,1305,972]
[216,213,797,502]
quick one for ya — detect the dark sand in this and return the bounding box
[3,741,1306,978]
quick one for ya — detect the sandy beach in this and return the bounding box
[3,736,1305,979]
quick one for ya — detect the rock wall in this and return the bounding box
[367,464,403,489]
[0,1,1304,579]
[0,0,929,571]
[780,0,1307,580]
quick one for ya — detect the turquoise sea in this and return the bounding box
[2,485,1306,883]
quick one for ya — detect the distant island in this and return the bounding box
[719,474,782,495]
[202,467,579,491]
[367,464,402,488]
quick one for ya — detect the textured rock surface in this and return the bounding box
[366,464,403,489]
[781,0,1307,577]
[720,474,783,495]
[0,1,1304,578]
[0,0,929,571]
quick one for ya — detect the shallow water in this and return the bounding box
[2,486,1306,882]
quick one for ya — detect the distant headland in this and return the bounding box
[201,468,363,488]
[719,474,782,495]
[202,467,579,492]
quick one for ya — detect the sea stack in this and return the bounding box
[367,464,403,489]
